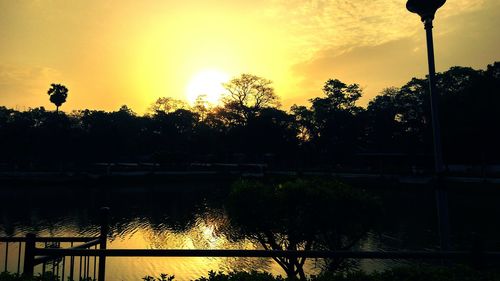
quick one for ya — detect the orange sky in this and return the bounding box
[0,0,498,113]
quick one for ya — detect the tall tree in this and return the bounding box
[317,79,362,112]
[47,83,68,113]
[190,94,213,122]
[222,73,280,123]
[148,97,188,115]
[293,78,364,164]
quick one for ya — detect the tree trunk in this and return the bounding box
[298,267,307,281]
[293,258,307,281]
[285,267,297,280]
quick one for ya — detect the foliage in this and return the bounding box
[225,179,381,279]
[365,62,500,164]
[194,271,283,281]
[47,83,68,113]
[191,95,213,122]
[136,265,500,281]
[293,79,364,164]
[142,273,175,281]
[0,271,94,281]
[315,265,500,281]
[317,79,363,113]
[222,73,280,123]
[2,265,499,281]
[1,63,499,170]
[148,97,188,116]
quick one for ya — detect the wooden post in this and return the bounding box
[98,207,109,281]
[23,233,36,277]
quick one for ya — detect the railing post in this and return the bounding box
[98,207,109,281]
[471,232,484,269]
[23,233,36,277]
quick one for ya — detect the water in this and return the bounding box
[1,179,499,280]
[0,181,288,280]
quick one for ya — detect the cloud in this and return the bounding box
[0,64,61,109]
[262,0,486,62]
[290,36,427,105]
[279,0,497,107]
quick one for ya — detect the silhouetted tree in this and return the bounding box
[437,64,500,164]
[292,79,364,165]
[226,179,380,279]
[222,74,280,123]
[191,95,213,122]
[47,83,68,113]
[149,108,200,164]
[318,79,363,112]
[363,78,435,170]
[148,97,188,115]
[290,105,314,142]
[364,63,500,166]
[0,61,497,170]
[365,87,410,153]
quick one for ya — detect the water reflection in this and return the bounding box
[142,209,273,274]
[2,182,497,280]
[0,186,282,280]
[103,210,279,280]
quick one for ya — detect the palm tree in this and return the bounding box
[47,83,68,113]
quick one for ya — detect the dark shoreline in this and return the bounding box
[1,170,499,192]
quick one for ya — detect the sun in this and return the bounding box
[186,69,230,105]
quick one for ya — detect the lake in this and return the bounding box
[1,178,499,280]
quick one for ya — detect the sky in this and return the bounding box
[0,0,498,114]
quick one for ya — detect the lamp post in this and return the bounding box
[406,0,450,251]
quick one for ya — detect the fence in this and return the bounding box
[2,207,500,281]
[0,207,109,281]
[1,236,101,280]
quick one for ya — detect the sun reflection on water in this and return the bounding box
[106,210,277,280]
[0,203,311,280]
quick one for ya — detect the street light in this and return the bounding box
[406,0,450,251]
[407,0,446,22]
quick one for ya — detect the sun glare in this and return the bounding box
[186,69,229,105]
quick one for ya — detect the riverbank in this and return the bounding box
[2,169,500,189]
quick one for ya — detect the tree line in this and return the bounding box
[0,62,498,171]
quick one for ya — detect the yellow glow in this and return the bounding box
[186,69,229,105]
[0,1,497,112]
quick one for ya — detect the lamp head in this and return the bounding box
[406,0,446,21]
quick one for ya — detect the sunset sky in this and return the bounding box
[0,0,498,113]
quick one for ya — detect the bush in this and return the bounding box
[194,270,283,281]
[0,272,93,281]
[139,266,500,281]
[0,272,59,281]
[4,266,499,281]
[315,265,500,281]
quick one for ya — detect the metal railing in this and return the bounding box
[1,207,109,281]
[0,236,98,275]
[0,236,102,281]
